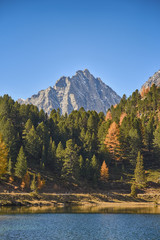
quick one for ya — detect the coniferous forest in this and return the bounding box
[0,84,160,192]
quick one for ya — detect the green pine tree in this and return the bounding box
[85,158,91,180]
[128,128,142,166]
[46,138,56,169]
[0,118,18,161]
[51,140,56,168]
[22,119,33,140]
[15,146,27,178]
[41,145,46,168]
[90,154,99,184]
[24,126,41,164]
[8,158,12,175]
[134,151,145,185]
[30,174,37,192]
[130,182,137,197]
[153,124,160,163]
[78,155,84,178]
[36,122,49,150]
[46,137,53,168]
[61,139,79,182]
[144,116,154,152]
[55,141,64,174]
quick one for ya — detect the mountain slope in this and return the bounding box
[140,70,160,92]
[18,69,121,115]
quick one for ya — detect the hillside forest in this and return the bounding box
[0,84,160,191]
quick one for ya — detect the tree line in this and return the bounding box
[0,95,109,187]
[0,84,160,189]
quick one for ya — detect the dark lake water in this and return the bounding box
[0,207,160,240]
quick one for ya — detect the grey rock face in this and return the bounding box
[140,70,160,91]
[18,69,121,115]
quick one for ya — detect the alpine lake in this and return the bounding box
[0,205,160,240]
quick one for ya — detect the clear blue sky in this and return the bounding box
[0,0,160,100]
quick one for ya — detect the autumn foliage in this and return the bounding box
[104,122,121,161]
[24,171,30,188]
[119,112,127,125]
[21,171,30,190]
[0,133,8,177]
[20,181,25,190]
[105,110,112,121]
[100,161,109,182]
[140,86,150,98]
[37,173,45,190]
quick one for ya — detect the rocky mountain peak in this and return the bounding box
[18,70,121,115]
[83,68,91,77]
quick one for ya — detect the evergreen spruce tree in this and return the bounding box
[90,154,99,184]
[153,124,160,148]
[46,138,56,169]
[144,116,154,152]
[153,124,160,163]
[22,119,33,140]
[84,130,92,157]
[79,155,84,178]
[134,151,145,185]
[15,146,27,178]
[30,174,37,192]
[41,145,46,168]
[128,128,142,166]
[36,122,49,151]
[87,114,96,133]
[130,182,137,197]
[85,158,91,180]
[24,126,41,164]
[61,139,79,182]
[55,141,64,174]
[52,141,56,159]
[8,158,12,175]
[0,119,18,161]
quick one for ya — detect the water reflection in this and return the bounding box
[0,205,160,214]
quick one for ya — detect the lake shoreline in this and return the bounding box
[0,192,159,208]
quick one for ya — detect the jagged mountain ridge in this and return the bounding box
[140,69,160,91]
[18,69,121,115]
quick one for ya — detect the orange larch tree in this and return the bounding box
[23,171,30,189]
[100,161,109,182]
[104,121,121,161]
[140,86,150,98]
[37,173,45,190]
[119,112,127,125]
[105,110,112,121]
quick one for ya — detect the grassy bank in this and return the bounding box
[0,190,159,208]
[0,169,159,208]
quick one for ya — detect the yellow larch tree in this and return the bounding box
[0,133,8,177]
